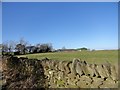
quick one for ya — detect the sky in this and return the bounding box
[0,2,2,44]
[2,2,118,50]
[2,0,120,2]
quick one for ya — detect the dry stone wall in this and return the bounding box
[2,56,46,89]
[42,59,118,88]
[2,56,118,89]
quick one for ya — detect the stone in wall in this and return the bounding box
[99,77,118,88]
[95,64,108,78]
[110,65,118,81]
[76,61,84,76]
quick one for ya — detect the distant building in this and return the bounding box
[63,49,77,52]
[26,46,36,53]
[56,49,77,52]
[78,50,81,51]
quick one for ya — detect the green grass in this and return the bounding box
[17,50,118,65]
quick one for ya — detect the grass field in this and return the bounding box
[17,50,118,65]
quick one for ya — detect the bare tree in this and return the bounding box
[19,38,28,47]
[47,43,53,52]
[15,38,28,54]
[15,44,25,54]
[2,40,16,55]
[8,40,16,52]
[40,43,53,52]
[2,42,9,53]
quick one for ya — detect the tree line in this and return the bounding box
[1,38,90,55]
[2,38,53,55]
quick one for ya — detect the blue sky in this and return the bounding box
[2,2,118,50]
[0,2,2,44]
